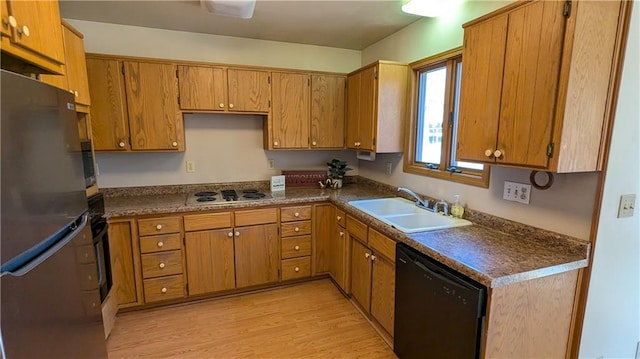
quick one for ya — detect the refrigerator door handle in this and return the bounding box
[1,213,89,278]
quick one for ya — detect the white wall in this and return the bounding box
[66,19,361,188]
[359,0,598,239]
[579,3,640,358]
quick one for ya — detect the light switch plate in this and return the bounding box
[617,194,636,218]
[186,160,196,173]
[503,181,531,204]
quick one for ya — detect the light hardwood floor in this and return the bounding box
[107,279,397,358]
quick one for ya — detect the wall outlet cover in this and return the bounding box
[617,194,636,218]
[503,181,531,204]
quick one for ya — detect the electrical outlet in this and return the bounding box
[386,162,392,175]
[267,159,275,170]
[186,160,196,173]
[618,194,637,218]
[503,181,531,204]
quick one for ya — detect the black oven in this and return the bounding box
[88,193,112,302]
[81,140,96,188]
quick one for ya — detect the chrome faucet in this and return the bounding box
[397,187,429,209]
[432,200,449,216]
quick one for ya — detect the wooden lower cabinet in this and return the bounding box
[107,219,140,307]
[330,211,350,293]
[370,252,395,336]
[234,223,279,288]
[313,204,333,274]
[185,229,236,296]
[351,239,372,310]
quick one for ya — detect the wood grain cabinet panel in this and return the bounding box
[350,239,372,311]
[177,65,227,111]
[313,204,333,274]
[143,275,185,303]
[227,68,270,113]
[234,208,278,227]
[346,215,367,244]
[185,229,236,296]
[330,223,350,293]
[370,251,395,336]
[234,224,279,288]
[139,233,182,254]
[281,236,311,259]
[184,212,233,232]
[107,220,139,306]
[1,0,10,37]
[457,0,627,172]
[281,220,312,237]
[138,216,181,236]
[281,257,311,281]
[271,71,310,149]
[281,205,312,222]
[141,250,183,279]
[311,75,346,148]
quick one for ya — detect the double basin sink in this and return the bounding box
[348,197,471,233]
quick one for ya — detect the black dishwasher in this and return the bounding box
[394,243,487,359]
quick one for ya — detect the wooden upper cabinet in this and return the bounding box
[311,75,346,148]
[86,57,130,151]
[123,61,184,151]
[271,71,310,149]
[0,0,10,37]
[227,68,270,113]
[177,65,227,111]
[457,0,628,172]
[346,61,407,153]
[1,0,65,74]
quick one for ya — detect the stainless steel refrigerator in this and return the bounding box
[0,70,108,358]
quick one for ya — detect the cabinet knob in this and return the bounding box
[156,224,163,230]
[294,227,300,232]
[84,252,89,259]
[339,231,344,237]
[294,245,300,251]
[18,25,29,37]
[157,241,164,248]
[336,216,342,221]
[172,141,178,147]
[229,103,234,109]
[159,262,166,269]
[161,287,167,293]
[235,231,240,237]
[485,149,493,157]
[294,267,300,272]
[119,141,126,148]
[364,253,370,259]
[294,212,300,217]
[311,141,317,146]
[6,15,17,28]
[87,275,92,281]
[371,255,376,261]
[74,90,79,97]
[494,149,504,158]
[219,103,225,108]
[273,141,279,147]
[228,232,233,237]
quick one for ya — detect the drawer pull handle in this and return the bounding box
[294,227,300,232]
[365,253,370,259]
[159,262,166,269]
[337,216,342,221]
[118,141,126,148]
[294,212,300,217]
[161,287,167,293]
[156,224,163,230]
[339,231,344,237]
[157,241,164,248]
[84,252,89,258]
[88,275,92,281]
[371,255,376,262]
[219,103,225,108]
[228,232,233,237]
[229,103,234,109]
[311,141,317,146]
[294,267,300,272]
[235,231,240,237]
[172,141,178,147]
[294,245,300,251]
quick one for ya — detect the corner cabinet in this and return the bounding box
[346,61,407,153]
[87,55,185,151]
[0,0,65,74]
[457,0,629,172]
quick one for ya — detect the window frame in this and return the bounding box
[403,47,490,188]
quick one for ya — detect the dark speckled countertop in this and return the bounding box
[103,179,589,288]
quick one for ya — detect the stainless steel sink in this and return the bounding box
[348,197,471,233]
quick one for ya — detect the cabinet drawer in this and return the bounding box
[143,275,185,303]
[281,235,311,259]
[184,212,233,232]
[141,250,183,279]
[281,257,311,281]
[281,205,312,222]
[281,220,312,237]
[368,228,395,262]
[138,216,181,236]
[140,233,182,254]
[347,215,367,243]
[336,208,346,227]
[235,208,278,227]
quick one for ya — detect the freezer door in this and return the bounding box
[0,225,108,359]
[1,70,88,265]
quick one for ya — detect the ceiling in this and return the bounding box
[59,1,423,50]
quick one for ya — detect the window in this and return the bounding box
[403,47,489,187]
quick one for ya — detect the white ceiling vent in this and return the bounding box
[201,0,256,19]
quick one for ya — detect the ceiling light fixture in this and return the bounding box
[401,0,457,18]
[201,0,256,19]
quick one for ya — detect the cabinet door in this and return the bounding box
[350,239,372,311]
[497,0,566,167]
[87,58,130,151]
[185,229,236,296]
[234,224,279,288]
[1,0,10,37]
[330,225,350,292]
[271,72,310,149]
[227,68,270,112]
[371,254,395,336]
[108,220,139,306]
[357,66,376,151]
[177,65,227,111]
[61,24,91,106]
[311,75,345,148]
[346,71,361,149]
[457,14,508,164]
[123,61,184,151]
[313,204,334,274]
[6,0,64,64]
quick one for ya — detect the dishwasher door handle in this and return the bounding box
[414,259,477,292]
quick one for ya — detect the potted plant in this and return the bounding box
[326,159,352,188]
